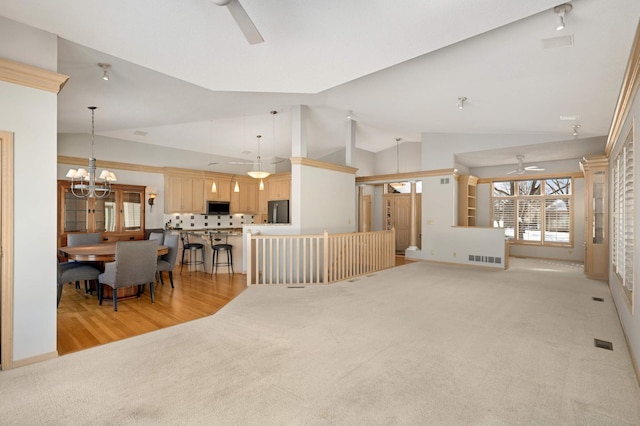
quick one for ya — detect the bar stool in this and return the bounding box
[209,232,233,275]
[180,232,205,274]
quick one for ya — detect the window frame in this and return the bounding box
[490,176,574,247]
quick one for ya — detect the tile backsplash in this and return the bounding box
[163,213,254,230]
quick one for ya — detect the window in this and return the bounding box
[612,129,634,296]
[491,178,572,246]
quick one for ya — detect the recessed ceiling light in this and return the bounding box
[560,115,579,121]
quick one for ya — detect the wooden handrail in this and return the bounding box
[247,229,395,285]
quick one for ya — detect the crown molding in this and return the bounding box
[0,58,69,94]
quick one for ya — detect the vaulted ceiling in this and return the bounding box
[1,0,639,169]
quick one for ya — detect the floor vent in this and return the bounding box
[348,279,360,283]
[287,286,305,289]
[468,255,502,265]
[594,339,613,351]
[366,274,376,278]
[592,297,604,302]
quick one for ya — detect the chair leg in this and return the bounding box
[159,271,165,285]
[98,283,103,305]
[229,250,234,274]
[180,248,186,273]
[168,271,174,288]
[113,288,118,312]
[150,282,155,304]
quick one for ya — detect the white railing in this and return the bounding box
[246,229,395,285]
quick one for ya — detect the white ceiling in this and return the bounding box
[1,0,639,168]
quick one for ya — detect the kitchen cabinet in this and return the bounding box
[267,174,291,201]
[204,176,232,202]
[231,179,259,213]
[58,180,146,246]
[458,175,478,226]
[165,176,206,213]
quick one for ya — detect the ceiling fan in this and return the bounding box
[209,135,285,170]
[506,155,545,175]
[211,0,264,45]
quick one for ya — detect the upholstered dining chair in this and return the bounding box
[157,234,179,288]
[98,240,158,312]
[65,232,103,293]
[57,261,100,307]
[67,232,103,246]
[148,232,164,245]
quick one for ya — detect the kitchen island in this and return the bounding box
[167,229,243,274]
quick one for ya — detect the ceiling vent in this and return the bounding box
[541,35,574,49]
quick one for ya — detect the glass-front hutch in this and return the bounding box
[58,180,145,246]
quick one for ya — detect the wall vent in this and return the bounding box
[468,254,502,264]
[440,178,450,184]
[592,296,604,302]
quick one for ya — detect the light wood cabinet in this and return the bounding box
[58,180,146,246]
[267,174,291,201]
[165,176,204,213]
[581,156,608,280]
[231,179,259,213]
[458,175,478,226]
[204,176,231,202]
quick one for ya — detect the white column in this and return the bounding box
[291,105,308,158]
[346,116,356,167]
[407,180,418,250]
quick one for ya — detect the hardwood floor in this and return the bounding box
[57,256,412,355]
[57,270,247,355]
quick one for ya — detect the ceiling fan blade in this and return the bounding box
[225,0,264,45]
[506,170,518,175]
[524,166,545,171]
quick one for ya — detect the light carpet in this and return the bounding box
[1,258,639,425]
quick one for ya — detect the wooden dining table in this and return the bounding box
[58,242,169,262]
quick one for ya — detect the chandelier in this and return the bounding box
[65,106,117,198]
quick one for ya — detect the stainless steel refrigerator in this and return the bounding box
[268,200,289,223]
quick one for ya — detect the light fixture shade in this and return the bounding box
[247,170,270,179]
[99,170,109,179]
[259,179,264,191]
[234,181,240,192]
[211,181,217,192]
[76,168,88,178]
[66,169,77,178]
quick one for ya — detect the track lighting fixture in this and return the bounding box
[554,3,572,31]
[98,63,111,81]
[572,124,581,136]
[457,97,467,110]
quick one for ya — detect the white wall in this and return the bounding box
[295,164,356,234]
[374,141,421,175]
[0,18,59,362]
[406,174,507,268]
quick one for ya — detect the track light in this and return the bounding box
[572,124,581,136]
[457,97,467,110]
[554,3,572,31]
[98,63,110,81]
